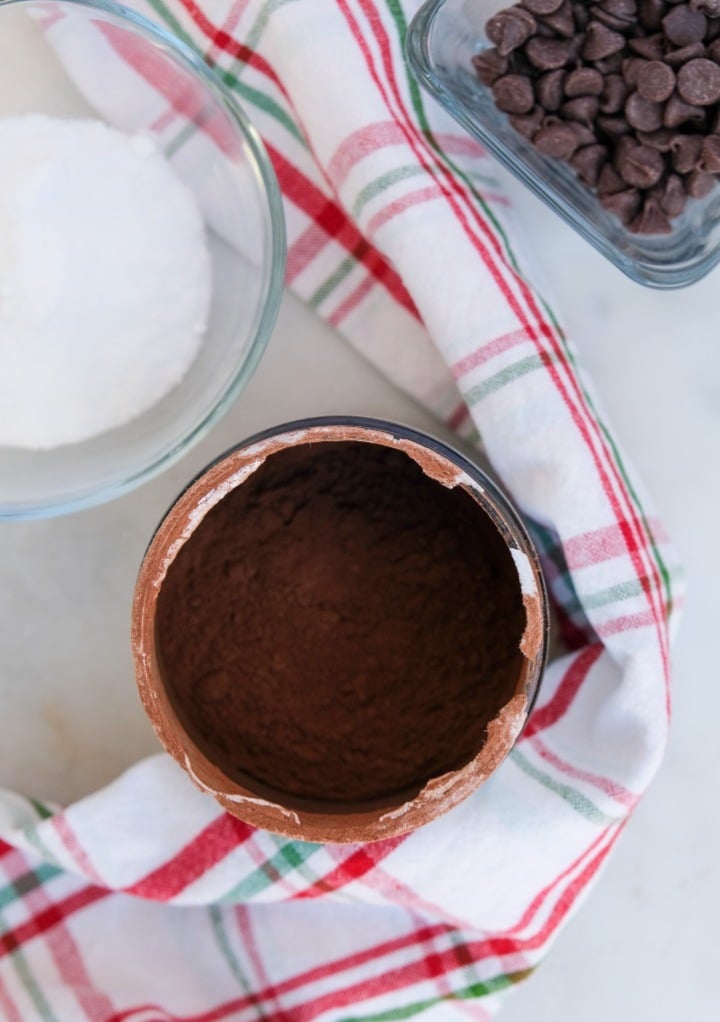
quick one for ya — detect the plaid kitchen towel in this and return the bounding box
[0,1,683,1019]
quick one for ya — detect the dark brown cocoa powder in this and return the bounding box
[155,441,525,810]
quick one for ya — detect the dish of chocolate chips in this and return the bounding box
[473,0,720,234]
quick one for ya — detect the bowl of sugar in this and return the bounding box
[0,0,285,519]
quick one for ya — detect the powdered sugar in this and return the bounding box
[0,116,211,449]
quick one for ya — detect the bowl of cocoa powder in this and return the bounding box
[132,418,548,843]
[407,0,720,287]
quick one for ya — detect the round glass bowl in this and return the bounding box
[407,0,720,288]
[0,0,285,520]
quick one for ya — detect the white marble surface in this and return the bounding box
[1,17,719,1022]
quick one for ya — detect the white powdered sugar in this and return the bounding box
[0,115,211,449]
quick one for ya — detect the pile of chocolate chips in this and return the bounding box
[473,0,720,234]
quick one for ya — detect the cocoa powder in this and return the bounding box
[155,441,526,811]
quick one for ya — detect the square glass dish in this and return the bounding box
[406,0,720,288]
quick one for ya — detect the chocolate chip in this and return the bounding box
[598,162,630,194]
[540,0,576,37]
[597,113,634,136]
[600,188,642,223]
[637,61,677,101]
[537,69,566,110]
[623,57,648,88]
[637,128,678,149]
[562,96,600,122]
[568,121,599,146]
[583,22,626,59]
[656,173,688,216]
[628,33,666,60]
[599,74,629,112]
[592,7,635,32]
[670,131,704,170]
[565,67,605,96]
[663,91,707,125]
[638,0,667,31]
[472,49,509,86]
[533,119,579,156]
[664,42,707,67]
[707,37,720,61]
[689,0,720,15]
[526,36,575,69]
[677,58,720,103]
[616,138,666,186]
[510,106,545,137]
[698,133,720,171]
[493,74,536,113]
[522,0,565,13]
[602,0,641,22]
[486,8,537,56]
[686,167,716,194]
[625,91,665,130]
[662,6,707,46]
[570,143,609,184]
[629,197,673,232]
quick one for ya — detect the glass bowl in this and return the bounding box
[0,0,285,520]
[406,0,720,288]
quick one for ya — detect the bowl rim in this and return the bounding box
[0,0,286,521]
[405,0,720,290]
